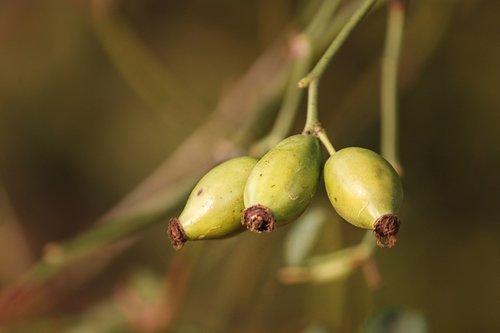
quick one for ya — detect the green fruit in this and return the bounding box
[324,147,403,247]
[243,134,322,232]
[167,156,258,250]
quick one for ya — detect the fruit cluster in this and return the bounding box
[167,133,403,250]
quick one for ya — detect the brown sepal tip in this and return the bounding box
[373,213,401,248]
[242,204,276,233]
[167,218,187,251]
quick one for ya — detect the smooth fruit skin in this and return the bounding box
[243,134,322,231]
[324,147,403,246]
[168,156,258,250]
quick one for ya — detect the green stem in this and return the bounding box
[299,0,377,88]
[317,0,387,53]
[250,34,312,156]
[317,128,336,156]
[381,0,405,170]
[304,77,320,130]
[302,79,336,155]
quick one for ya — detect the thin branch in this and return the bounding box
[299,0,377,88]
[302,78,336,155]
[278,231,376,284]
[381,0,405,171]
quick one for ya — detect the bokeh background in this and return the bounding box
[0,0,499,332]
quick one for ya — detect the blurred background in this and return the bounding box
[0,0,499,332]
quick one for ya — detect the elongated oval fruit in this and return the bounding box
[167,156,258,250]
[243,134,322,232]
[324,147,403,248]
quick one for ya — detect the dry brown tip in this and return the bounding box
[167,218,187,251]
[373,213,401,248]
[242,204,276,233]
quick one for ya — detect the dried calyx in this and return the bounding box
[373,213,401,248]
[167,218,187,250]
[242,204,276,233]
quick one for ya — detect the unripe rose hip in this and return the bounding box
[324,147,403,248]
[167,156,258,250]
[243,134,322,232]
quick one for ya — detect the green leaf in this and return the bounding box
[284,206,326,266]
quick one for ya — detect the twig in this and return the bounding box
[381,0,405,171]
[299,0,377,88]
[278,231,376,284]
[302,79,336,155]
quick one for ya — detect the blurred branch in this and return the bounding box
[278,231,376,284]
[257,0,291,47]
[115,251,196,332]
[0,19,295,323]
[283,205,328,266]
[304,0,342,39]
[91,14,206,125]
[0,181,33,283]
[331,0,458,143]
